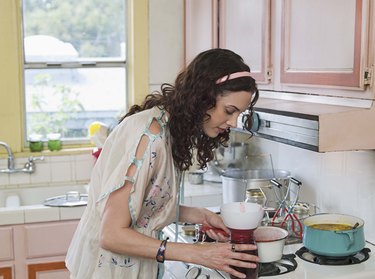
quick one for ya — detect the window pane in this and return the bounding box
[23,0,126,62]
[24,68,126,139]
[22,0,127,143]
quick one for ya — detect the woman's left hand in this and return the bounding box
[201,210,230,242]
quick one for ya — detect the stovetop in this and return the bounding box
[162,224,375,279]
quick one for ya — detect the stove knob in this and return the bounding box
[185,266,201,279]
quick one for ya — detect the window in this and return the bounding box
[22,0,127,144]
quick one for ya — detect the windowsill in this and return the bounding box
[12,146,94,158]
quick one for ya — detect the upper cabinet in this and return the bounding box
[280,0,371,90]
[185,0,373,96]
[219,0,271,83]
[185,0,219,64]
[185,0,271,83]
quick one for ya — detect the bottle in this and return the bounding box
[229,228,259,279]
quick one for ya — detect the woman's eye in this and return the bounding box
[226,110,235,115]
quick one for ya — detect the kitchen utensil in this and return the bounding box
[254,226,289,263]
[271,177,303,239]
[220,202,264,230]
[44,191,88,207]
[303,213,365,257]
[195,224,230,243]
[221,202,263,279]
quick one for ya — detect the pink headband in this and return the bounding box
[215,71,252,84]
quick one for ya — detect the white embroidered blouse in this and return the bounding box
[66,107,180,279]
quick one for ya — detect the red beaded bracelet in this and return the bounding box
[156,237,169,263]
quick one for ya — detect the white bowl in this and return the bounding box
[220,202,264,230]
[254,226,289,263]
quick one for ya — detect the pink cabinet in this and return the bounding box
[185,0,373,94]
[0,227,13,279]
[280,0,371,90]
[0,221,78,279]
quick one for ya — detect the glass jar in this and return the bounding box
[245,188,266,206]
[47,133,62,151]
[229,228,259,279]
[28,134,44,152]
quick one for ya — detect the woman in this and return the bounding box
[66,48,259,279]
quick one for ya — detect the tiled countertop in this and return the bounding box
[0,204,86,226]
[0,179,223,226]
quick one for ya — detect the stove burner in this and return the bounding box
[296,247,371,265]
[258,254,298,277]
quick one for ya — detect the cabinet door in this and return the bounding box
[24,221,78,258]
[280,0,370,89]
[0,267,12,279]
[219,0,271,83]
[185,0,219,64]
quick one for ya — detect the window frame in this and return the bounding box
[0,0,148,155]
[21,0,128,146]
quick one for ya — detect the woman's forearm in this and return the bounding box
[179,205,208,224]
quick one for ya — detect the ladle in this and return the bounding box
[352,222,360,230]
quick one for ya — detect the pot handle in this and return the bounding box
[335,230,355,249]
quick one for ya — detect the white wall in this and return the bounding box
[236,133,375,243]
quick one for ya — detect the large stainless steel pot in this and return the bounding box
[303,213,365,257]
[221,169,291,204]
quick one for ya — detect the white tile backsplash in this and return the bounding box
[2,140,374,243]
[239,134,375,243]
[0,152,93,189]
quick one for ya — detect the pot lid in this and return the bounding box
[44,191,88,207]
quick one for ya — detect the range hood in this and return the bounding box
[236,98,375,152]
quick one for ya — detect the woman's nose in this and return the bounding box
[226,115,238,128]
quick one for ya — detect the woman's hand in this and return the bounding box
[192,242,259,279]
[200,208,231,242]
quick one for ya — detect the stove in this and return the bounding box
[162,224,375,279]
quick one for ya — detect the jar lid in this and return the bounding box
[28,134,43,141]
[47,133,61,140]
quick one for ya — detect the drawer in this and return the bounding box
[24,221,78,259]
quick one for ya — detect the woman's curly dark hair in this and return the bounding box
[120,48,259,171]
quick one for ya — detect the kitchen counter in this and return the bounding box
[0,177,223,226]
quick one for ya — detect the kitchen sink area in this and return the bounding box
[0,184,89,208]
[0,184,89,225]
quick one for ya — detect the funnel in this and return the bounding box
[220,202,264,230]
